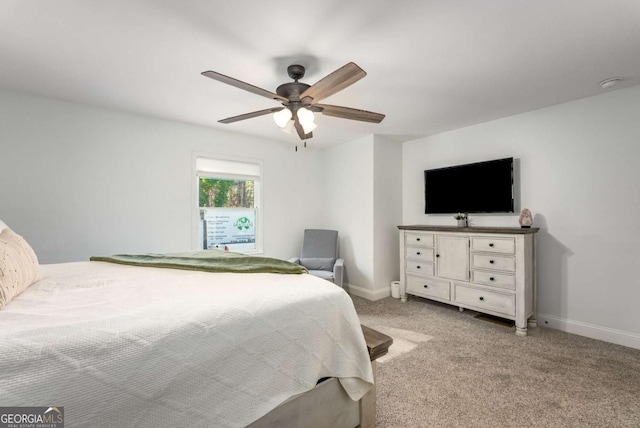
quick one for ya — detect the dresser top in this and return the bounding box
[398,225,539,234]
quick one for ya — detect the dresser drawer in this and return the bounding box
[472,270,515,290]
[405,232,434,247]
[454,284,515,316]
[471,237,515,254]
[406,260,434,276]
[471,254,515,272]
[406,275,450,301]
[406,246,434,262]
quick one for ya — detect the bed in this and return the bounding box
[0,229,378,428]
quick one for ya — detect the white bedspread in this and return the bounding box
[0,262,373,427]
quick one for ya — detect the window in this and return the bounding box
[194,155,262,253]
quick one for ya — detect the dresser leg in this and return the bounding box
[528,315,538,328]
[515,326,528,336]
[459,307,464,312]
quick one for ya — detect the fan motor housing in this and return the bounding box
[276,82,310,102]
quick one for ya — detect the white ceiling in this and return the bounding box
[1,0,639,148]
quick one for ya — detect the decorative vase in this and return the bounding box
[457,219,467,227]
[519,208,533,228]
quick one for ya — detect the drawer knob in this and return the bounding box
[489,260,495,264]
[417,265,421,269]
[423,285,429,288]
[416,238,421,241]
[479,296,485,301]
[489,277,495,281]
[489,243,495,247]
[417,252,421,255]
[436,254,440,258]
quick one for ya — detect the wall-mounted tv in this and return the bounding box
[425,157,514,214]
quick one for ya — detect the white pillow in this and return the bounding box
[0,228,40,309]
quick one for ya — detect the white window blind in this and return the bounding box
[196,157,261,180]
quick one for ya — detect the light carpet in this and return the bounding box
[353,296,640,428]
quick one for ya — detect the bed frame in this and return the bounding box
[249,325,392,428]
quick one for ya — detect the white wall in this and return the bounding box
[321,135,403,299]
[0,89,325,263]
[373,135,402,298]
[322,136,375,293]
[0,89,402,300]
[403,85,640,348]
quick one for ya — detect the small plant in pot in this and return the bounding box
[453,213,468,227]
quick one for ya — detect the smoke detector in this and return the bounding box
[599,78,621,89]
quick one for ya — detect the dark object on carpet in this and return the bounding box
[474,312,515,328]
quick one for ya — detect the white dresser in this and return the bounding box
[398,226,539,336]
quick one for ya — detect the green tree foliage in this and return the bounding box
[199,177,254,208]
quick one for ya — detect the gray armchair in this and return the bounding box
[289,229,344,288]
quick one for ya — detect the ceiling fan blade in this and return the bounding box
[218,107,284,124]
[315,104,385,123]
[300,62,366,104]
[202,70,288,102]
[294,118,313,140]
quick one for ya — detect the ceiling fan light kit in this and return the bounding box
[279,120,295,135]
[273,108,292,127]
[202,62,385,145]
[296,107,317,134]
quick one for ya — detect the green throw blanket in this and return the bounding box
[90,250,308,275]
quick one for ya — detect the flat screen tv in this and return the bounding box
[425,157,514,214]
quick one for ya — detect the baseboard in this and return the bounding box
[346,283,390,301]
[537,313,640,350]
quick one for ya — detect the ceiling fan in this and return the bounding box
[201,62,385,141]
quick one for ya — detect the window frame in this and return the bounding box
[192,152,263,254]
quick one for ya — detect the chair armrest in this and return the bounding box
[333,258,344,288]
[288,257,301,264]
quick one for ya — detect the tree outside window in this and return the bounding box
[199,178,254,209]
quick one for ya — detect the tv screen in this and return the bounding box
[425,157,514,214]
